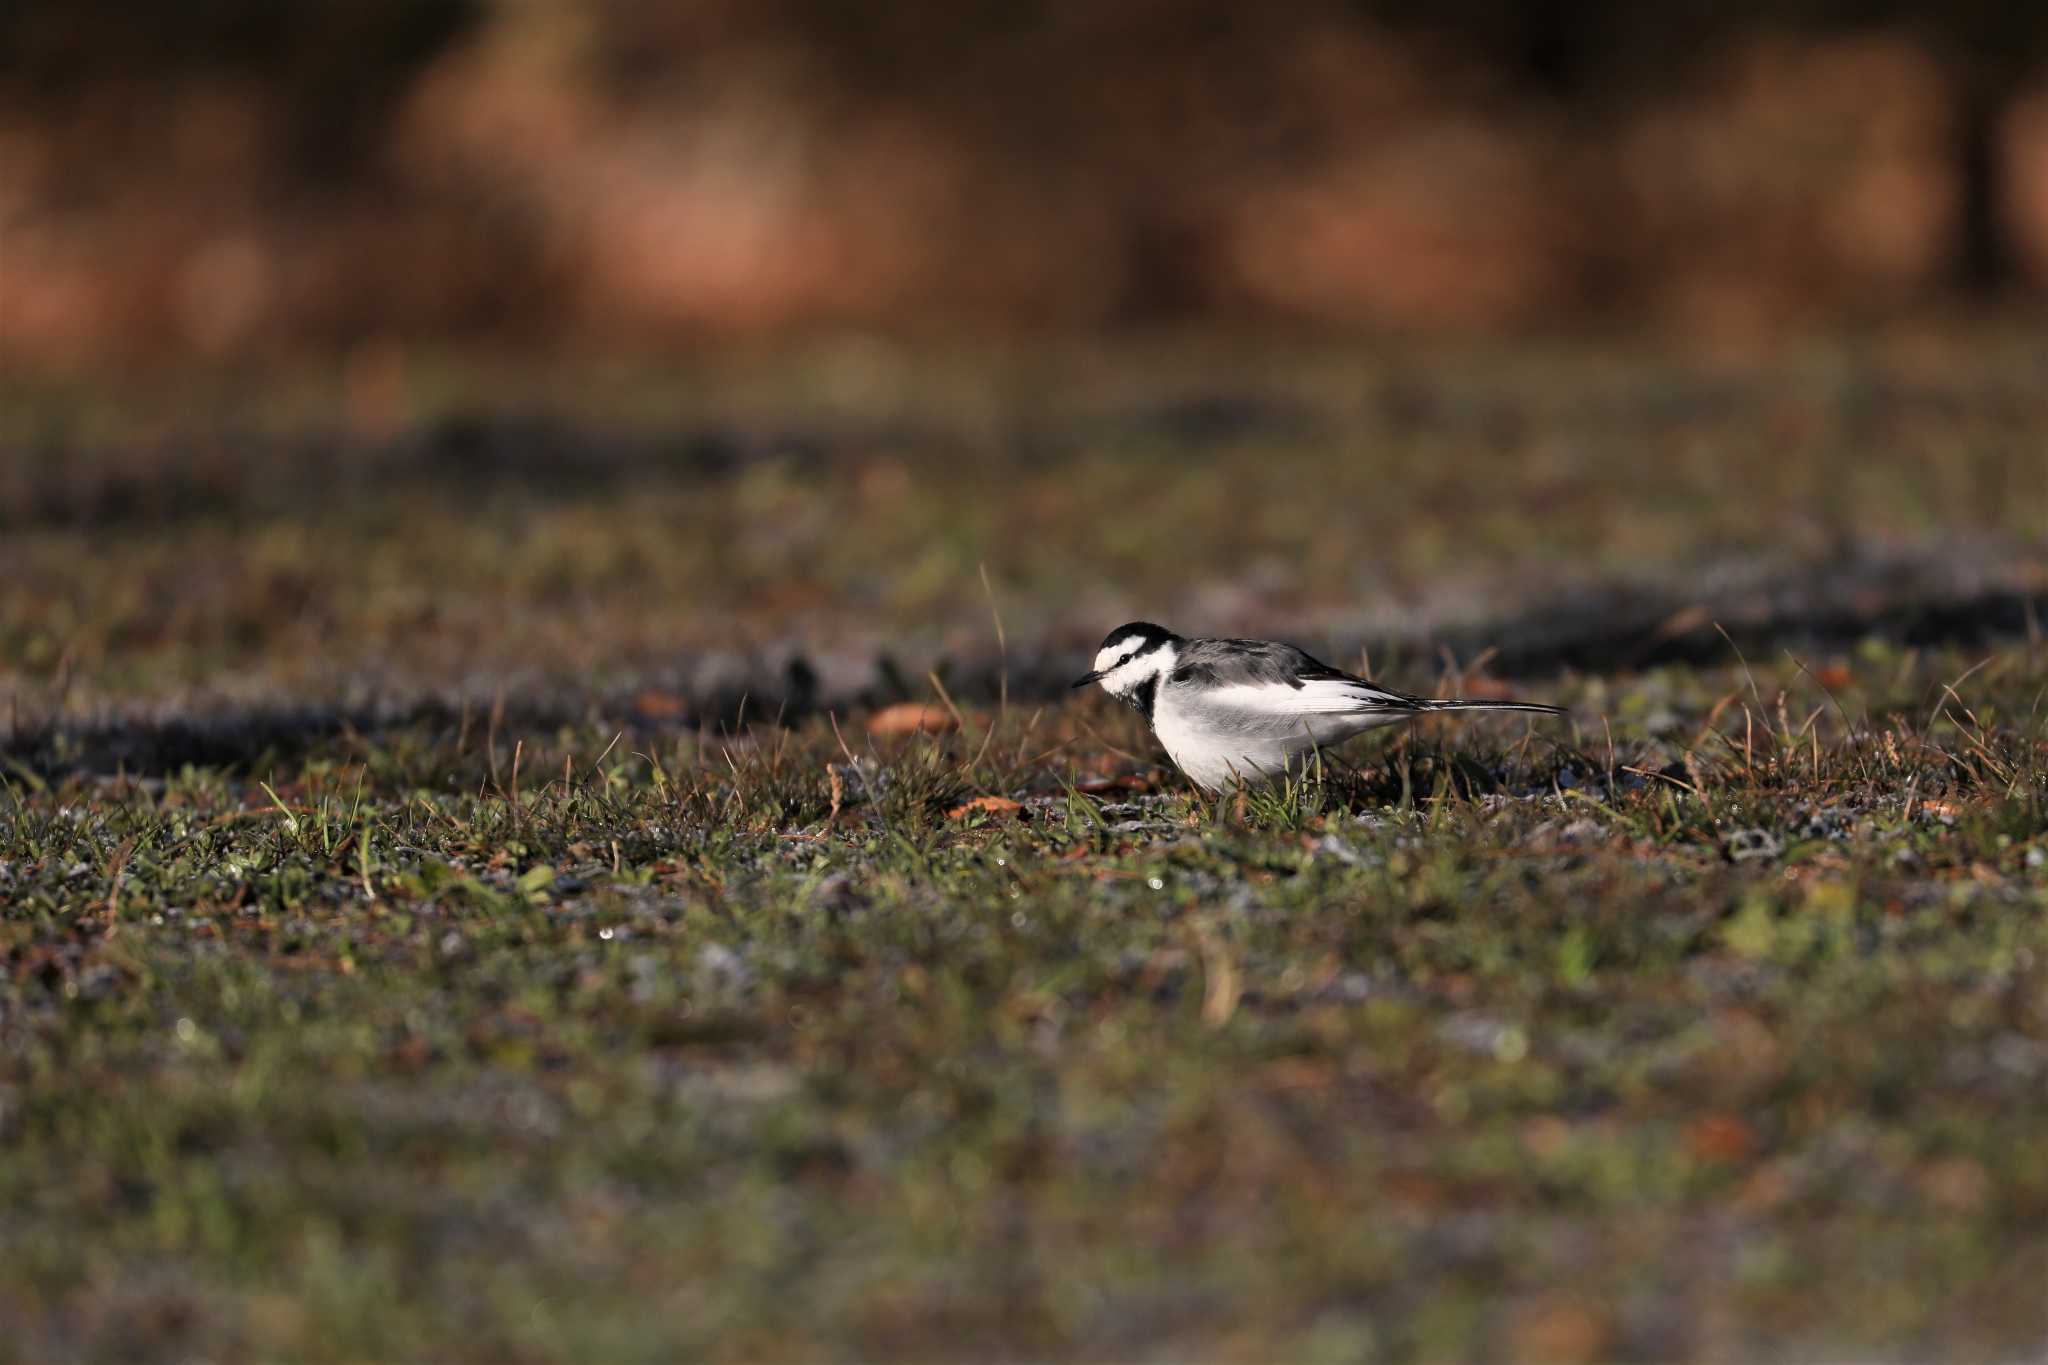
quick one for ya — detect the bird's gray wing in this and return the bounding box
[1169,637,1424,707]
[1165,637,1561,743]
[1161,638,1425,739]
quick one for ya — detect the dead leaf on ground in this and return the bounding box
[867,702,958,735]
[1683,1113,1757,1163]
[632,690,689,719]
[1654,604,1715,639]
[947,795,1023,820]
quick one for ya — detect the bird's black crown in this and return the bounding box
[1100,621,1176,654]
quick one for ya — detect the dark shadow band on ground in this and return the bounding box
[5,583,2039,780]
[0,396,1328,531]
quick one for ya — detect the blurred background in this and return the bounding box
[6,0,2048,367]
[2,0,2045,727]
[10,13,2048,1364]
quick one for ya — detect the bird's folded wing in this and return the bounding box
[1180,679,1421,734]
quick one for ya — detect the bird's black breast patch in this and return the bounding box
[1127,674,1159,723]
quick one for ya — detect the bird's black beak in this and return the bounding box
[1071,670,1103,690]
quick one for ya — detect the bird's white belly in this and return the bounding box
[1152,702,1407,791]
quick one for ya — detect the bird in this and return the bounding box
[1072,621,1564,792]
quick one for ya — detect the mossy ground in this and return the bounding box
[2,340,2046,1361]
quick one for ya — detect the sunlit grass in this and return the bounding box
[2,339,2044,1359]
[4,339,2044,715]
[2,640,2046,1361]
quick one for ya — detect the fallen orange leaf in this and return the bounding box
[867,702,958,735]
[632,690,689,719]
[947,795,1023,820]
[1653,604,1714,639]
[1684,1113,1757,1163]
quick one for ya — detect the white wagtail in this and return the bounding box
[1072,622,1565,791]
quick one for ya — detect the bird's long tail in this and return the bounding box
[1419,699,1567,717]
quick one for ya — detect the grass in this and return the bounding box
[1,337,2046,1360]
[4,334,2044,709]
[3,640,2047,1361]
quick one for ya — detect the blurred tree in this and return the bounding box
[1909,0,2048,293]
[1358,0,2047,294]
[0,0,479,175]
[2,0,2042,352]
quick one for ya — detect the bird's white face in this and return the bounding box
[1090,634,1176,705]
